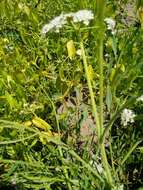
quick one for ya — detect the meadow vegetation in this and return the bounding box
[0,0,143,189]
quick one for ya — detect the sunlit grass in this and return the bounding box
[0,0,143,189]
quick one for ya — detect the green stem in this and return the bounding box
[120,140,142,166]
[99,38,104,134]
[96,0,113,186]
[80,42,101,140]
[115,140,142,176]
[80,0,113,186]
[96,0,106,133]
[80,42,113,186]
[101,144,112,185]
[0,132,39,145]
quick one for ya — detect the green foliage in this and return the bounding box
[0,0,143,189]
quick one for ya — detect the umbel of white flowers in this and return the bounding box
[42,10,94,34]
[104,18,116,35]
[121,108,136,126]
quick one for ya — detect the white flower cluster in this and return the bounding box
[42,10,94,34]
[72,10,94,25]
[137,95,143,102]
[121,108,136,126]
[104,18,116,35]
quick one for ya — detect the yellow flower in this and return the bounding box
[66,40,76,60]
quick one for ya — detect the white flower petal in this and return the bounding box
[121,108,136,126]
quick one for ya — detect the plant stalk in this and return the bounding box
[80,42,101,140]
[96,0,114,186]
[96,0,113,186]
[80,0,113,186]
[81,42,113,186]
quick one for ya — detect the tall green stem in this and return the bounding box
[99,39,104,133]
[80,42,101,140]
[96,0,106,132]
[96,0,113,186]
[81,42,113,186]
[80,0,113,186]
